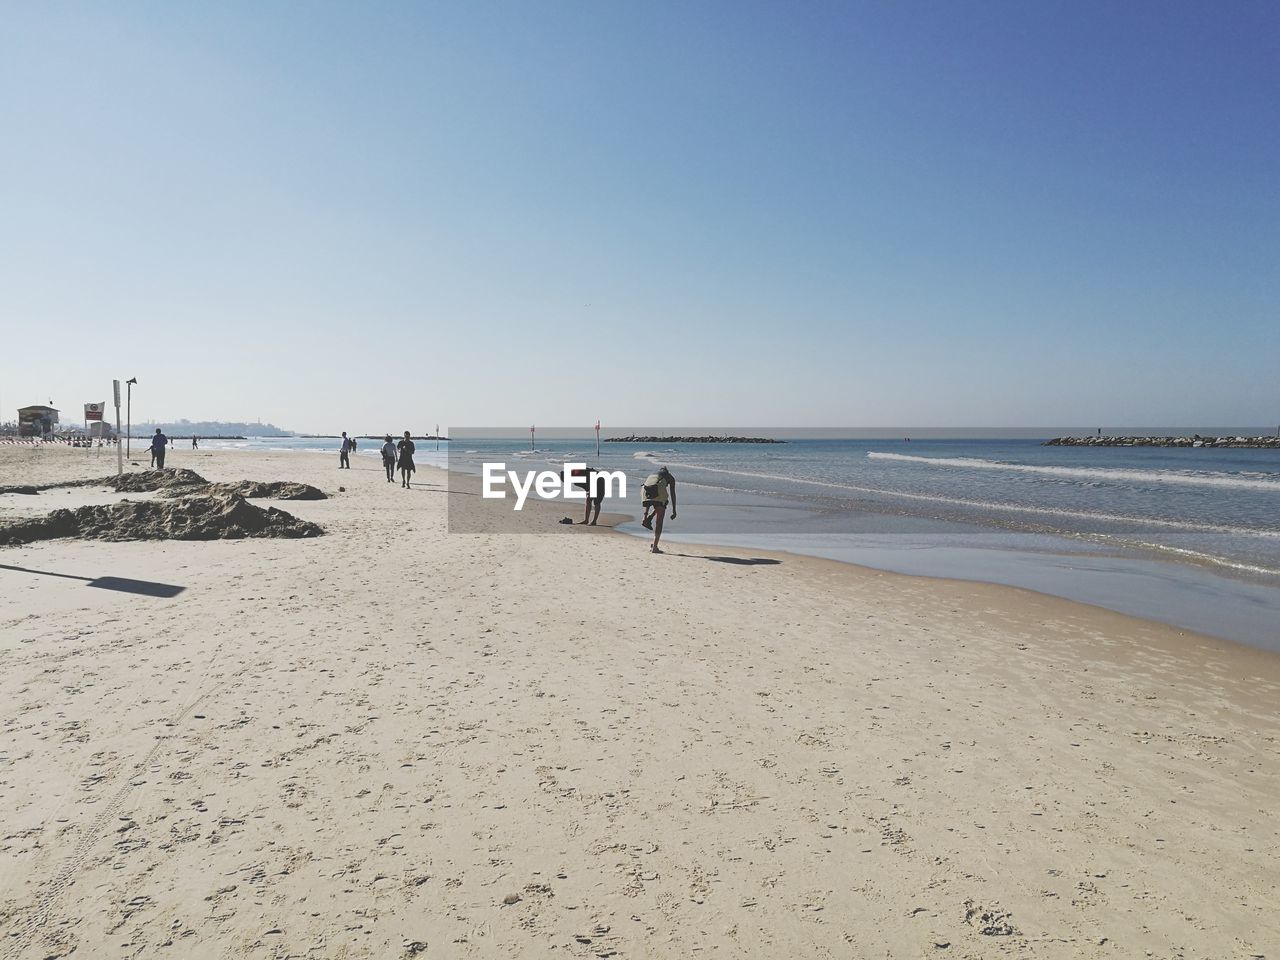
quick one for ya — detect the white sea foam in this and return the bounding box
[866,452,1280,492]
[1106,539,1280,579]
[633,450,661,459]
[665,461,1279,538]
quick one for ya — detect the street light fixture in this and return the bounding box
[126,378,137,457]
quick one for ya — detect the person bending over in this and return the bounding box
[640,466,676,553]
[578,467,605,526]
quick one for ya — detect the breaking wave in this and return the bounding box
[866,452,1280,492]
[666,461,1279,538]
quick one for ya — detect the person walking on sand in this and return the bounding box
[397,431,416,488]
[192,435,199,449]
[339,431,353,469]
[380,434,397,483]
[640,466,677,553]
[150,428,169,470]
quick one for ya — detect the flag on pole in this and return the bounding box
[84,402,105,421]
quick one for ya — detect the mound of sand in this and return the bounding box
[31,469,211,495]
[0,493,323,545]
[21,470,326,502]
[193,480,327,501]
[110,468,210,494]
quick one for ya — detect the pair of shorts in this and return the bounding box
[577,479,605,503]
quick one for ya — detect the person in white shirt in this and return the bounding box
[380,435,396,483]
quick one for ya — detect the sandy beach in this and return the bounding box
[2,445,1278,959]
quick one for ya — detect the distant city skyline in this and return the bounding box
[3,1,1276,432]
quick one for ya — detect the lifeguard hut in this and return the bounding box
[17,405,59,438]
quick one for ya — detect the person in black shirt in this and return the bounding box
[150,429,169,470]
[397,431,416,488]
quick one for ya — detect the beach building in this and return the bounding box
[17,404,58,438]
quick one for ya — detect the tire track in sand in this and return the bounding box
[2,645,227,960]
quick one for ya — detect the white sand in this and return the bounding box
[1,445,1278,959]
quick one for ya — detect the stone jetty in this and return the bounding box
[605,435,785,444]
[1045,435,1280,448]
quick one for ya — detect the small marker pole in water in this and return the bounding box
[595,419,600,457]
[436,424,440,452]
[530,424,535,451]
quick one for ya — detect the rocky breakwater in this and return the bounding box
[1045,435,1280,448]
[605,435,785,444]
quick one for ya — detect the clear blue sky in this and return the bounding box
[2,1,1276,432]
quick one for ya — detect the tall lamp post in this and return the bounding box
[125,377,137,457]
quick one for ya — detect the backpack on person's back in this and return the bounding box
[643,471,669,501]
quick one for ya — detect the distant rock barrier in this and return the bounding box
[357,435,449,441]
[1045,436,1280,448]
[604,435,785,444]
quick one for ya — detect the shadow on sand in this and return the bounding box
[673,554,782,566]
[0,563,186,598]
